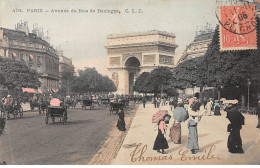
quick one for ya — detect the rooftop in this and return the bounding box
[1,28,51,47]
[107,30,176,39]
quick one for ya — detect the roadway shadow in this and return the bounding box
[242,141,256,153]
[65,119,95,125]
[198,140,223,152]
[167,135,188,153]
[166,133,210,153]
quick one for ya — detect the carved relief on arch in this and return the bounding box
[112,72,119,88]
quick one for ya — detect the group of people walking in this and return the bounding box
[151,96,253,155]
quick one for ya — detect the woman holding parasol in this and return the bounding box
[153,113,171,154]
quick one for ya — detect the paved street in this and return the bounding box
[0,105,121,165]
[112,104,260,165]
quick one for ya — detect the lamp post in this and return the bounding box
[247,79,251,112]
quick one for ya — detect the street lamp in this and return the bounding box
[247,79,251,112]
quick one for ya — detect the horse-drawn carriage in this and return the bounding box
[119,99,129,107]
[82,99,94,110]
[0,102,23,119]
[29,99,41,112]
[101,99,110,107]
[109,102,124,114]
[45,105,67,125]
[29,99,49,114]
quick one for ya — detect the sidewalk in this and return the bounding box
[87,103,139,165]
[21,103,31,112]
[112,104,260,165]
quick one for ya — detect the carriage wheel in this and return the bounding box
[52,117,55,123]
[62,111,67,125]
[14,113,17,120]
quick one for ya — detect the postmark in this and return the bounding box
[218,4,257,51]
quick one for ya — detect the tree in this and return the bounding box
[0,57,41,94]
[71,68,117,94]
[202,18,260,107]
[134,72,152,93]
[172,17,260,107]
[172,56,207,89]
[134,67,173,96]
[60,70,75,95]
[0,73,4,86]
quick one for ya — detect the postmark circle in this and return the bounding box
[215,0,257,35]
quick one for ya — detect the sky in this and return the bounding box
[0,0,219,75]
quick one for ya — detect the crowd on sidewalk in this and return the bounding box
[140,96,260,156]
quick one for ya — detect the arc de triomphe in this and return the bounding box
[106,31,178,95]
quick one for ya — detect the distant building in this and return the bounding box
[177,23,214,65]
[58,50,74,76]
[177,23,215,96]
[106,30,178,95]
[0,21,59,92]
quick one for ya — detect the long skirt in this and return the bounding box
[187,126,199,150]
[153,129,169,150]
[169,123,181,144]
[228,128,244,153]
[257,116,260,128]
[214,106,221,116]
[116,118,126,131]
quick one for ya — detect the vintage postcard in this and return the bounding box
[0,0,260,166]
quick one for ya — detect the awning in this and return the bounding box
[12,52,17,57]
[30,54,34,59]
[22,87,36,93]
[38,88,43,94]
[51,89,58,93]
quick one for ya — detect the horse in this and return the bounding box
[29,99,41,112]
[39,99,49,114]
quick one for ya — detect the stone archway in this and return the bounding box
[125,57,140,95]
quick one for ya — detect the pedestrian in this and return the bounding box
[116,108,126,131]
[142,97,146,108]
[153,98,157,108]
[205,100,212,116]
[153,114,171,154]
[169,98,174,111]
[214,101,221,116]
[226,105,244,153]
[169,120,181,144]
[157,98,160,108]
[256,101,260,128]
[187,115,199,154]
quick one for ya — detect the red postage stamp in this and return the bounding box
[219,5,257,51]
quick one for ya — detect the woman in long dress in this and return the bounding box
[226,107,244,153]
[116,108,126,131]
[187,116,199,154]
[153,114,171,154]
[169,120,181,144]
[214,103,221,116]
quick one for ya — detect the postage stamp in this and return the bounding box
[219,4,257,51]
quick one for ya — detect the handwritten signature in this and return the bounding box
[130,143,220,162]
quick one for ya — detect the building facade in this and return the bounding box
[58,50,74,76]
[177,24,214,64]
[0,21,59,92]
[106,30,178,95]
